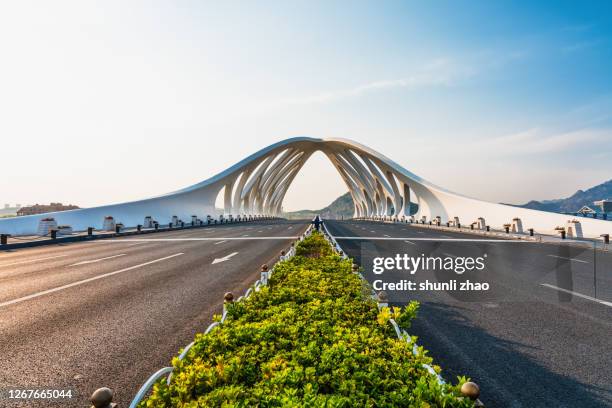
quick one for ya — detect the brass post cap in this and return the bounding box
[261,264,269,271]
[352,264,359,271]
[377,291,389,302]
[224,292,234,302]
[280,250,286,256]
[90,387,114,408]
[460,381,480,400]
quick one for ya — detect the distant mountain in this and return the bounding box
[284,192,418,219]
[510,179,612,213]
[284,192,354,220]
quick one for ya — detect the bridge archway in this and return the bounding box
[1,136,611,238]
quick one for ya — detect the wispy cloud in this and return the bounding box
[278,50,528,106]
[483,127,611,155]
[280,58,471,105]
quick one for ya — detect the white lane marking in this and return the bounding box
[417,231,424,234]
[288,226,293,229]
[257,230,263,233]
[540,284,612,308]
[442,252,456,258]
[70,254,126,267]
[441,235,453,239]
[96,236,299,242]
[383,234,390,237]
[404,240,416,245]
[333,236,526,242]
[370,230,376,233]
[126,242,148,247]
[0,254,69,268]
[242,234,250,237]
[212,252,239,264]
[214,240,227,245]
[547,254,589,264]
[0,253,184,309]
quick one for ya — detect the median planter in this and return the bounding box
[139,232,474,407]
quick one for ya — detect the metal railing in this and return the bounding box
[1,215,281,249]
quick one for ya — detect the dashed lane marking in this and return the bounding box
[547,254,589,264]
[0,253,184,309]
[0,254,69,268]
[69,254,126,267]
[541,284,612,307]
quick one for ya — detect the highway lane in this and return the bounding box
[0,220,308,407]
[325,220,612,408]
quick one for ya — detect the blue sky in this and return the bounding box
[1,1,611,211]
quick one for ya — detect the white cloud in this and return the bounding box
[279,58,470,105]
[483,128,611,155]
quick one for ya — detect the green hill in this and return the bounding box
[284,192,354,219]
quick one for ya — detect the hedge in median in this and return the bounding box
[140,232,474,407]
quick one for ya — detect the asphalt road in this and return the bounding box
[0,219,308,407]
[325,220,612,408]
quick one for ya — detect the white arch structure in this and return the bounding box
[1,137,610,238]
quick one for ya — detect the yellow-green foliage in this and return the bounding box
[140,232,473,407]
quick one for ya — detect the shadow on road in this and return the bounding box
[408,301,612,408]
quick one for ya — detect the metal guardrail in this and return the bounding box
[1,215,281,250]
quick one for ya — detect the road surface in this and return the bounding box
[325,220,612,408]
[0,220,308,407]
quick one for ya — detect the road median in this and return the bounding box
[135,231,478,407]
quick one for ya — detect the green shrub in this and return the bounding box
[140,232,474,407]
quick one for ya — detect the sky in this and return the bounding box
[1,1,612,211]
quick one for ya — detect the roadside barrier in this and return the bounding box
[88,222,312,408]
[1,215,282,250]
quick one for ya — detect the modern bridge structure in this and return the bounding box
[1,137,610,238]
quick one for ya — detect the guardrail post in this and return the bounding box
[50,229,58,239]
[504,225,510,234]
[137,224,142,232]
[260,264,269,285]
[154,222,159,230]
[376,291,389,308]
[528,228,534,237]
[87,227,94,236]
[0,234,8,245]
[90,387,116,408]
[223,292,234,314]
[559,230,566,239]
[168,222,173,229]
[486,226,490,232]
[602,234,610,244]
